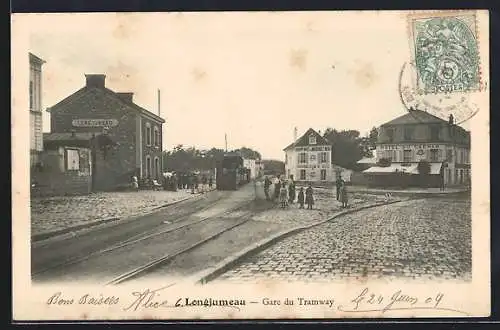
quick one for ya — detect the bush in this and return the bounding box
[377,157,392,167]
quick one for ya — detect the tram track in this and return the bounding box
[31,192,230,275]
[32,199,255,283]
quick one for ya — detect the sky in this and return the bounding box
[19,12,464,160]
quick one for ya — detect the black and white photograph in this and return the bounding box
[12,10,490,320]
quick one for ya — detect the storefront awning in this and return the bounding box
[429,162,443,175]
[364,162,443,175]
[363,164,417,174]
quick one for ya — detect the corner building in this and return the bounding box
[47,74,165,191]
[365,109,470,186]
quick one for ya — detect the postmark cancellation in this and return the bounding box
[408,11,481,94]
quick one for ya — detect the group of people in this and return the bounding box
[130,172,214,194]
[263,175,350,209]
[263,176,314,209]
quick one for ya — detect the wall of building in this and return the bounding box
[30,57,44,165]
[50,89,139,190]
[243,159,257,179]
[285,146,333,182]
[31,147,92,197]
[141,116,163,180]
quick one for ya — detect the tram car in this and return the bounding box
[216,154,251,190]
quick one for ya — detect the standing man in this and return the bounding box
[305,184,314,210]
[335,176,343,201]
[201,175,208,194]
[264,176,271,201]
[440,162,446,191]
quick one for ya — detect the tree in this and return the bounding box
[261,159,285,175]
[162,145,262,172]
[323,128,364,169]
[232,147,262,160]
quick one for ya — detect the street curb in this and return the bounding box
[31,194,198,243]
[192,199,406,285]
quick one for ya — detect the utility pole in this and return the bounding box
[157,89,161,116]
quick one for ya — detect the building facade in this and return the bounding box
[46,74,165,191]
[29,53,45,166]
[243,158,257,179]
[365,109,471,186]
[284,128,351,183]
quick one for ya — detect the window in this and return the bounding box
[385,150,396,161]
[154,126,160,146]
[320,152,328,163]
[66,149,80,171]
[145,156,151,178]
[404,127,414,140]
[403,149,412,163]
[298,152,307,164]
[446,149,453,162]
[310,154,316,162]
[29,81,34,110]
[300,169,306,180]
[430,149,439,162]
[386,128,394,142]
[309,134,316,145]
[146,123,151,146]
[430,126,440,141]
[320,169,327,181]
[154,157,160,179]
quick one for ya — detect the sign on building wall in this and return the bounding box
[72,119,119,127]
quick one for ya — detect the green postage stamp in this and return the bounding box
[408,11,481,94]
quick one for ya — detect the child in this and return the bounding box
[279,183,288,209]
[297,187,305,209]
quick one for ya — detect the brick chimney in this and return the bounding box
[117,92,134,103]
[85,74,106,88]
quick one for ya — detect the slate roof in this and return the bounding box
[381,109,450,126]
[47,85,165,123]
[283,128,330,151]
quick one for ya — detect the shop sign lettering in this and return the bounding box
[72,119,119,127]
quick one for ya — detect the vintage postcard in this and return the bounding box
[12,10,490,320]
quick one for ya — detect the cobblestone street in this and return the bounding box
[218,196,471,283]
[30,189,197,235]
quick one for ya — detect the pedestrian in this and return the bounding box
[279,183,288,209]
[341,182,349,208]
[305,184,314,210]
[201,175,207,193]
[194,174,199,193]
[264,176,271,201]
[335,177,343,201]
[439,163,445,191]
[288,180,296,204]
[172,174,178,192]
[297,187,305,209]
[274,177,281,202]
[209,176,213,190]
[131,175,139,191]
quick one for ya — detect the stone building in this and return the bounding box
[283,128,351,184]
[364,109,471,187]
[29,53,45,166]
[45,74,165,191]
